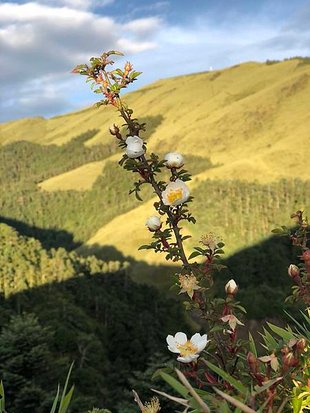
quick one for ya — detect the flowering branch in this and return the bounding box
[74,51,310,413]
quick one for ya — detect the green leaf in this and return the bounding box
[107,50,124,56]
[194,247,205,253]
[159,371,189,398]
[203,360,248,396]
[253,377,282,396]
[0,381,5,413]
[138,245,152,250]
[59,362,74,413]
[248,333,257,357]
[59,385,74,413]
[50,385,60,413]
[266,323,295,341]
[188,251,202,260]
[260,328,278,351]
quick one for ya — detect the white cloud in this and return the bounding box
[0,1,309,122]
[0,1,161,121]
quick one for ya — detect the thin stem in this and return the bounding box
[117,98,189,267]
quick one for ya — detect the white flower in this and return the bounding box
[125,135,145,158]
[162,179,190,206]
[145,216,161,231]
[166,332,208,363]
[225,279,238,295]
[164,152,184,169]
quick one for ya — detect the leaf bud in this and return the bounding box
[225,279,238,296]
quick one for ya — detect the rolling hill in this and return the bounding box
[0,57,309,267]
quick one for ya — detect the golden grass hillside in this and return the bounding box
[1,58,309,184]
[1,58,310,264]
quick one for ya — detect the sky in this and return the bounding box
[0,0,310,122]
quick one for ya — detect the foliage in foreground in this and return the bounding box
[71,50,310,412]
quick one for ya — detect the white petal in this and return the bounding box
[177,354,199,363]
[191,333,208,352]
[126,136,143,145]
[190,333,202,346]
[175,332,187,345]
[168,345,180,354]
[161,189,169,205]
[166,335,177,347]
[126,146,145,158]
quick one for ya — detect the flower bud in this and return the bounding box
[247,352,258,374]
[109,124,120,136]
[124,62,132,73]
[125,136,145,158]
[145,216,161,231]
[302,250,310,262]
[282,351,298,368]
[164,152,184,169]
[288,264,300,279]
[225,279,238,296]
[296,338,307,354]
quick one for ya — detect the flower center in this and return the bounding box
[176,340,198,357]
[167,188,183,204]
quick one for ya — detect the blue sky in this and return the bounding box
[0,0,309,122]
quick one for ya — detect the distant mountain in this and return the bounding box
[0,57,309,276]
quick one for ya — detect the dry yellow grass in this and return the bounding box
[38,154,120,191]
[1,59,310,260]
[9,59,307,191]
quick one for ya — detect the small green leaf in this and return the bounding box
[138,245,152,250]
[188,251,202,260]
[59,386,74,413]
[253,377,282,396]
[203,360,248,395]
[266,323,295,341]
[248,333,257,357]
[50,385,60,413]
[159,371,189,398]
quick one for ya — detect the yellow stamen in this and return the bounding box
[167,188,183,204]
[143,397,161,413]
[176,340,198,357]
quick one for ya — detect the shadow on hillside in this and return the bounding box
[219,232,302,319]
[139,115,164,140]
[79,232,303,320]
[0,215,303,319]
[0,216,82,251]
[0,268,187,412]
[79,243,176,290]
